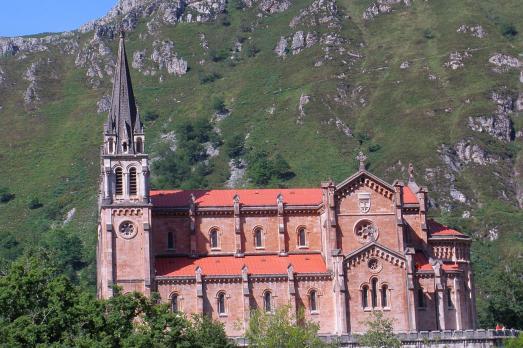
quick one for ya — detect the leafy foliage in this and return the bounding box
[226,134,245,159]
[0,255,233,347]
[153,119,221,189]
[246,150,294,186]
[358,311,401,348]
[245,305,333,348]
[505,333,523,348]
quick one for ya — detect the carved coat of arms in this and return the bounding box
[358,192,371,214]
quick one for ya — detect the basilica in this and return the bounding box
[97,33,477,336]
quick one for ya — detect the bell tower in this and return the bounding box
[97,31,153,299]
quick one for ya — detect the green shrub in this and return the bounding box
[501,23,518,38]
[144,111,159,122]
[423,28,434,39]
[210,48,229,62]
[246,45,260,57]
[0,187,15,203]
[246,150,294,186]
[212,96,227,114]
[199,72,222,84]
[27,197,43,210]
[226,134,245,159]
[359,311,401,348]
[368,143,381,153]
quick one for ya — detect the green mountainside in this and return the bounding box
[0,0,522,328]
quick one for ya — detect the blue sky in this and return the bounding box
[0,0,116,37]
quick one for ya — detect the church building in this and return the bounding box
[97,33,478,336]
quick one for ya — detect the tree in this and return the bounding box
[358,311,401,348]
[0,255,233,347]
[226,134,245,159]
[245,305,332,348]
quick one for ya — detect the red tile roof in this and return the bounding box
[156,254,327,277]
[151,188,323,207]
[414,252,460,272]
[402,186,418,204]
[428,220,467,237]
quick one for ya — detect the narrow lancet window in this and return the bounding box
[381,284,388,307]
[446,288,454,309]
[167,232,174,250]
[362,285,369,308]
[136,138,143,153]
[255,228,263,248]
[218,292,226,315]
[417,288,426,308]
[298,228,307,247]
[210,229,219,249]
[371,278,378,308]
[264,291,272,312]
[310,290,318,312]
[171,294,178,312]
[129,167,137,196]
[115,168,123,196]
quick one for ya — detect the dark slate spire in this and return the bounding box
[106,30,143,154]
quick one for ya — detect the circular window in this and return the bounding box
[119,221,137,239]
[355,220,378,244]
[367,258,382,273]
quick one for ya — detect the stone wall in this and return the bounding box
[232,330,520,347]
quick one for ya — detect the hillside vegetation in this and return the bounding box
[0,0,522,328]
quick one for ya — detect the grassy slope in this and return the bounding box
[0,0,522,325]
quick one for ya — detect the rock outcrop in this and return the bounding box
[468,92,514,142]
[151,40,188,76]
[23,62,39,105]
[363,0,410,20]
[297,94,310,124]
[290,0,340,29]
[489,54,520,71]
[444,50,471,70]
[457,24,487,38]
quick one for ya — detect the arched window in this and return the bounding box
[263,291,272,312]
[310,290,318,312]
[361,285,369,308]
[417,288,426,308]
[371,278,378,308]
[298,227,307,247]
[136,138,143,153]
[167,231,175,250]
[115,168,123,196]
[108,138,114,153]
[254,228,263,248]
[129,167,137,196]
[446,288,454,309]
[217,292,226,315]
[381,284,388,308]
[210,229,219,249]
[122,142,128,153]
[171,293,179,312]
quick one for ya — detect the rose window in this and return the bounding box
[355,220,378,244]
[119,221,136,239]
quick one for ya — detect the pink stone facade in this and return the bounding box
[97,169,478,336]
[97,34,477,337]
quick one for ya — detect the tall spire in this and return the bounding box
[106,30,143,154]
